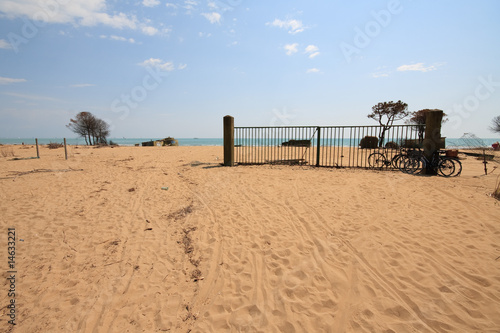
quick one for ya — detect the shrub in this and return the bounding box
[401,139,423,149]
[47,142,64,149]
[359,136,378,149]
[385,141,399,149]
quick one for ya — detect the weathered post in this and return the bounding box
[224,115,234,166]
[35,138,40,158]
[316,127,321,167]
[422,110,443,175]
[64,138,68,160]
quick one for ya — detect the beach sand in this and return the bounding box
[1,144,499,332]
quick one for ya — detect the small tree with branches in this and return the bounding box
[67,112,110,145]
[407,109,448,141]
[490,115,500,134]
[92,118,110,144]
[368,100,409,147]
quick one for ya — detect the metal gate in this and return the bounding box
[234,125,424,168]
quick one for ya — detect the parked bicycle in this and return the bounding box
[367,148,420,171]
[403,150,462,177]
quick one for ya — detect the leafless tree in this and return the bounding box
[490,115,500,133]
[67,112,110,145]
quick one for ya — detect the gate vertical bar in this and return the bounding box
[223,115,234,166]
[316,126,321,167]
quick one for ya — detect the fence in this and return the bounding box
[228,121,425,168]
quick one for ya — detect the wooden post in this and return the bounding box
[35,138,40,158]
[64,138,68,160]
[223,115,234,166]
[483,149,488,175]
[422,110,443,175]
[316,127,321,167]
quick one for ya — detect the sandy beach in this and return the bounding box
[1,144,499,332]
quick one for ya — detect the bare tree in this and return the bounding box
[490,115,500,133]
[368,100,409,147]
[67,112,110,145]
[407,109,448,141]
[67,112,94,145]
[94,118,110,144]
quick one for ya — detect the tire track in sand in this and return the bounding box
[174,168,226,330]
[75,158,157,333]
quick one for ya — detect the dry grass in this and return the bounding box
[493,175,500,200]
[47,142,64,149]
[1,147,15,158]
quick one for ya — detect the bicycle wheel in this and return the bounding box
[449,158,462,177]
[392,154,409,171]
[368,152,387,169]
[438,158,455,177]
[391,154,404,169]
[403,157,423,174]
[396,155,409,171]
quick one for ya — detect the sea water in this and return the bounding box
[0,137,498,148]
[0,138,223,146]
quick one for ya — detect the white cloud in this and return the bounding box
[2,92,59,102]
[306,68,320,74]
[178,64,187,70]
[183,0,198,12]
[305,45,318,53]
[371,72,389,78]
[0,39,12,49]
[267,19,305,34]
[161,27,172,35]
[305,45,320,59]
[0,0,161,34]
[397,62,438,72]
[70,83,95,88]
[139,58,175,71]
[113,35,136,43]
[202,12,221,24]
[100,35,137,43]
[165,3,177,8]
[284,43,299,56]
[141,26,159,36]
[142,0,160,7]
[0,77,27,85]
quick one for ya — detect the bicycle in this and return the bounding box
[403,150,462,177]
[367,148,420,171]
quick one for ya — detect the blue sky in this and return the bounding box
[1,0,499,139]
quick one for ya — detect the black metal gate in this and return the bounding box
[234,125,424,168]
